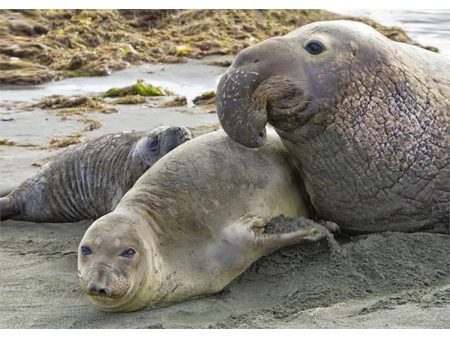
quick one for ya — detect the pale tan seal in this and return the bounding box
[78,130,330,312]
[0,126,191,222]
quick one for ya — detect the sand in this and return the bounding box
[0,216,448,329]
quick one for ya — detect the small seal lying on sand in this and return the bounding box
[78,130,330,312]
[0,126,191,222]
[217,20,450,234]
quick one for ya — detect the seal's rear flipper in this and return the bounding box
[0,197,19,221]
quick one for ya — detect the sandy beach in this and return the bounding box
[0,218,448,328]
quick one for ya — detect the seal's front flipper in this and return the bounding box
[255,219,330,256]
[0,197,19,221]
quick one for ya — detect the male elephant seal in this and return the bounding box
[78,130,330,312]
[0,126,191,222]
[217,20,450,234]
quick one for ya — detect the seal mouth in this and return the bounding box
[87,293,123,301]
[85,283,138,311]
[266,98,312,130]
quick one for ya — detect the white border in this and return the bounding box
[1,0,450,9]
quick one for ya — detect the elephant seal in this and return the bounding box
[78,130,330,312]
[217,20,450,234]
[0,126,191,222]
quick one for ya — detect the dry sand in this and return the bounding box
[0,216,448,329]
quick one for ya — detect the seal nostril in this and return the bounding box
[89,285,110,296]
[254,59,259,63]
[98,288,108,296]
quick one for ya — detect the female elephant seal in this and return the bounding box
[0,126,191,222]
[78,130,330,312]
[217,20,449,234]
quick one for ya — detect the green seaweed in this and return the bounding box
[102,80,170,97]
[102,87,123,97]
[135,80,164,96]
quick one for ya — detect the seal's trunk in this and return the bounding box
[217,37,298,148]
[0,197,19,221]
[217,68,268,148]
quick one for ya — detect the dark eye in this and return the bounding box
[81,246,92,256]
[121,248,136,258]
[305,41,325,55]
[149,139,159,151]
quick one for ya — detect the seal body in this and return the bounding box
[216,20,450,234]
[78,130,328,312]
[0,126,191,222]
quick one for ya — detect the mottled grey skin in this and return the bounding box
[78,130,329,312]
[217,20,449,234]
[0,126,191,222]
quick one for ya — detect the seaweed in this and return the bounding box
[33,95,117,114]
[45,134,83,149]
[102,80,169,98]
[110,95,147,105]
[159,96,187,108]
[0,10,437,85]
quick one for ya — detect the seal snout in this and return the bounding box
[88,284,112,297]
[160,126,192,154]
[217,36,307,148]
[80,271,132,301]
[176,126,192,143]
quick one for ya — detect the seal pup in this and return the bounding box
[0,126,191,222]
[78,130,330,312]
[216,20,450,234]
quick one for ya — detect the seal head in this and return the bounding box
[217,20,390,147]
[133,126,192,167]
[78,213,150,312]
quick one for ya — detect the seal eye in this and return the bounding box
[81,246,92,256]
[121,248,136,258]
[305,41,325,55]
[149,138,159,151]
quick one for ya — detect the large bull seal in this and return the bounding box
[0,126,191,222]
[78,130,330,312]
[216,20,450,234]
